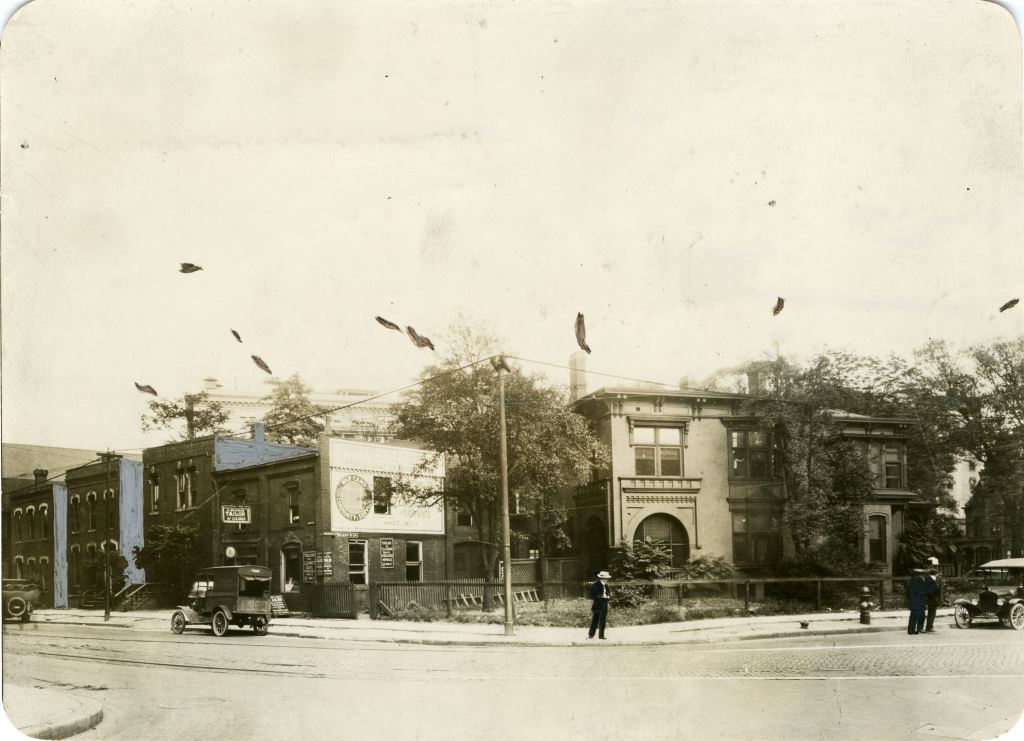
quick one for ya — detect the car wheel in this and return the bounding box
[253,616,268,636]
[954,604,973,629]
[211,610,229,637]
[1009,603,1024,631]
[170,611,187,634]
[5,596,27,619]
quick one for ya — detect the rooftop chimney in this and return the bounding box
[252,422,266,443]
[678,376,690,389]
[747,370,762,395]
[33,469,48,484]
[569,352,588,402]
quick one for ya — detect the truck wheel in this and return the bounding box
[170,611,187,634]
[211,609,229,637]
[253,616,268,636]
[953,604,972,629]
[6,596,26,619]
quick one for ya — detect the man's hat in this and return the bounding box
[927,557,939,566]
[596,570,611,579]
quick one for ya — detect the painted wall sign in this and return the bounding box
[302,550,316,583]
[221,505,252,524]
[380,538,394,569]
[334,475,371,521]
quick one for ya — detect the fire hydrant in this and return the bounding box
[859,586,873,625]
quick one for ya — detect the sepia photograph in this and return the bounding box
[2,1,1023,739]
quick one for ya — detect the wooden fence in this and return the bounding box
[308,583,357,618]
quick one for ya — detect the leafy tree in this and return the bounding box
[141,391,230,441]
[80,548,129,594]
[897,512,964,568]
[394,322,608,611]
[608,537,672,606]
[132,524,200,599]
[261,373,328,447]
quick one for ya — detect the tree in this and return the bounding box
[132,524,201,599]
[261,373,328,447]
[141,391,230,441]
[394,322,608,611]
[80,548,129,594]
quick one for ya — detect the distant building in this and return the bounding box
[196,377,396,441]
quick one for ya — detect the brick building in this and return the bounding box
[570,380,927,577]
[3,470,66,607]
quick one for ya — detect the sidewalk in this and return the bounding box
[26,605,954,647]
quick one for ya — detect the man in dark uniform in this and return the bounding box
[588,570,611,640]
[924,556,942,633]
[908,563,937,635]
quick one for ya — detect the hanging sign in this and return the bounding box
[221,505,251,524]
[380,538,395,569]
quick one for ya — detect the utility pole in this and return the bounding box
[97,450,123,622]
[490,354,514,636]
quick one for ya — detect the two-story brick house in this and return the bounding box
[3,469,66,607]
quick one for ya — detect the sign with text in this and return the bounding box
[316,552,333,576]
[221,505,251,524]
[380,538,394,569]
[302,551,316,583]
[270,595,290,617]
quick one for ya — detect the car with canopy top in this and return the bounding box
[170,565,273,636]
[953,558,1024,630]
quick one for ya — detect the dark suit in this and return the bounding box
[925,573,942,632]
[907,572,936,634]
[588,580,610,638]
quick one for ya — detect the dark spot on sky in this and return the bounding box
[768,200,776,206]
[966,187,970,191]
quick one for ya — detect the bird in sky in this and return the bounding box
[179,263,203,273]
[575,313,591,354]
[375,316,402,332]
[251,355,272,374]
[772,297,785,316]
[999,298,1019,313]
[231,329,242,343]
[134,382,158,396]
[406,326,435,350]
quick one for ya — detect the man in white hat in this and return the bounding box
[924,556,942,633]
[588,570,612,640]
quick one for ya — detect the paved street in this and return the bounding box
[4,621,1022,740]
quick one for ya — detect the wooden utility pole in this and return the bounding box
[97,450,123,621]
[490,354,514,636]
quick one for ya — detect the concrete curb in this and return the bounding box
[7,690,103,741]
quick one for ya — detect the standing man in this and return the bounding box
[924,556,942,633]
[907,563,937,635]
[588,570,612,640]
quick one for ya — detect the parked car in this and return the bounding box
[170,565,273,637]
[3,579,42,622]
[953,558,1024,630]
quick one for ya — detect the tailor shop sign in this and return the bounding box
[330,473,444,534]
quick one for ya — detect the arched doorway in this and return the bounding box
[634,513,690,567]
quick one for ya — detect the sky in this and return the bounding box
[1,0,1023,455]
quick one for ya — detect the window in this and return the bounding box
[149,475,160,514]
[26,507,35,540]
[633,514,689,566]
[868,515,887,563]
[40,506,49,541]
[104,490,116,532]
[632,426,682,476]
[456,503,473,528]
[405,541,423,582]
[13,556,23,579]
[176,468,195,510]
[348,540,367,584]
[87,493,98,531]
[373,477,392,515]
[732,512,782,565]
[729,430,772,479]
[968,460,977,471]
[858,442,905,489]
[69,546,80,588]
[969,477,978,490]
[39,557,49,590]
[286,486,300,524]
[70,497,81,534]
[281,546,302,591]
[26,559,36,582]
[13,510,22,542]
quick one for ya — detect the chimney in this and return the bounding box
[678,376,690,389]
[33,469,48,484]
[569,352,588,401]
[747,370,762,395]
[203,376,222,390]
[252,422,266,443]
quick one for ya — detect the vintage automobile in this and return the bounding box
[953,558,1024,630]
[2,578,42,622]
[170,565,273,637]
